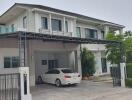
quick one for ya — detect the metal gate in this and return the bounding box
[110,66,121,86]
[0,73,21,100]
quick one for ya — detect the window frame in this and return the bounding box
[51,19,62,31]
[76,27,81,37]
[23,16,27,28]
[4,56,20,68]
[41,17,48,29]
[65,20,68,32]
[85,28,98,39]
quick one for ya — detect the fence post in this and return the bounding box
[120,63,126,87]
[19,67,32,100]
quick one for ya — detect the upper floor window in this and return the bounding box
[41,17,48,29]
[11,24,14,32]
[85,28,98,39]
[52,19,62,31]
[101,31,105,39]
[23,16,27,28]
[76,27,81,37]
[65,21,68,32]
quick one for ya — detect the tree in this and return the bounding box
[105,32,123,64]
[105,32,132,64]
[81,48,95,77]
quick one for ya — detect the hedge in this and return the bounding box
[125,78,132,88]
[126,63,132,78]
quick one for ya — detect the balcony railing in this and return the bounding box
[0,27,27,34]
[39,28,73,37]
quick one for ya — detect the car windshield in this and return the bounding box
[61,69,73,73]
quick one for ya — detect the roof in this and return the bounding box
[0,3,125,28]
[0,31,121,45]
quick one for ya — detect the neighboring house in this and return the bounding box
[0,3,124,86]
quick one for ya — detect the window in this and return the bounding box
[48,60,58,70]
[65,21,68,32]
[4,57,20,68]
[42,60,47,65]
[76,27,81,37]
[101,31,105,39]
[61,69,73,73]
[52,19,62,31]
[23,16,27,28]
[11,24,14,32]
[85,28,97,38]
[41,17,48,29]
[101,58,107,73]
[45,69,60,74]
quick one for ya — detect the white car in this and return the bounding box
[43,68,81,87]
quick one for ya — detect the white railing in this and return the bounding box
[39,28,73,37]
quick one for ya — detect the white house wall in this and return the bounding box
[6,10,28,31]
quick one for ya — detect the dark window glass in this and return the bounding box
[42,60,47,65]
[61,69,73,73]
[76,27,81,37]
[65,21,68,32]
[4,57,19,68]
[11,24,14,32]
[101,31,105,39]
[41,17,48,29]
[85,28,97,38]
[4,57,11,68]
[48,60,58,70]
[101,58,107,73]
[52,19,62,31]
[23,16,27,28]
[52,70,60,74]
[12,57,19,68]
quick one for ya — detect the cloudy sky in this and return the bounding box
[0,0,131,30]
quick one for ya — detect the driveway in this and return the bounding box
[31,81,132,100]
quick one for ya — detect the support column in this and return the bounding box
[73,19,76,37]
[63,17,66,35]
[120,43,126,87]
[120,63,126,87]
[19,67,32,100]
[119,28,123,35]
[49,14,52,34]
[75,49,82,77]
[104,25,109,38]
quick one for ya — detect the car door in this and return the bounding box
[50,70,60,84]
[44,70,53,83]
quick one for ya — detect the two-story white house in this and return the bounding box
[0,3,124,86]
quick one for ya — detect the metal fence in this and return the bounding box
[0,73,21,100]
[110,66,121,86]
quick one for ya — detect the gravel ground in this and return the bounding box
[31,81,132,100]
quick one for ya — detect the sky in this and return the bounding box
[0,0,131,31]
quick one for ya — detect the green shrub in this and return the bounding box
[81,48,95,77]
[125,78,132,88]
[126,63,132,78]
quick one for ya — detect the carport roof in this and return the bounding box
[0,31,120,44]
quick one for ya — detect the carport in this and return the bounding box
[0,31,126,87]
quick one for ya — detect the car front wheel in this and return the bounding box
[55,79,61,87]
